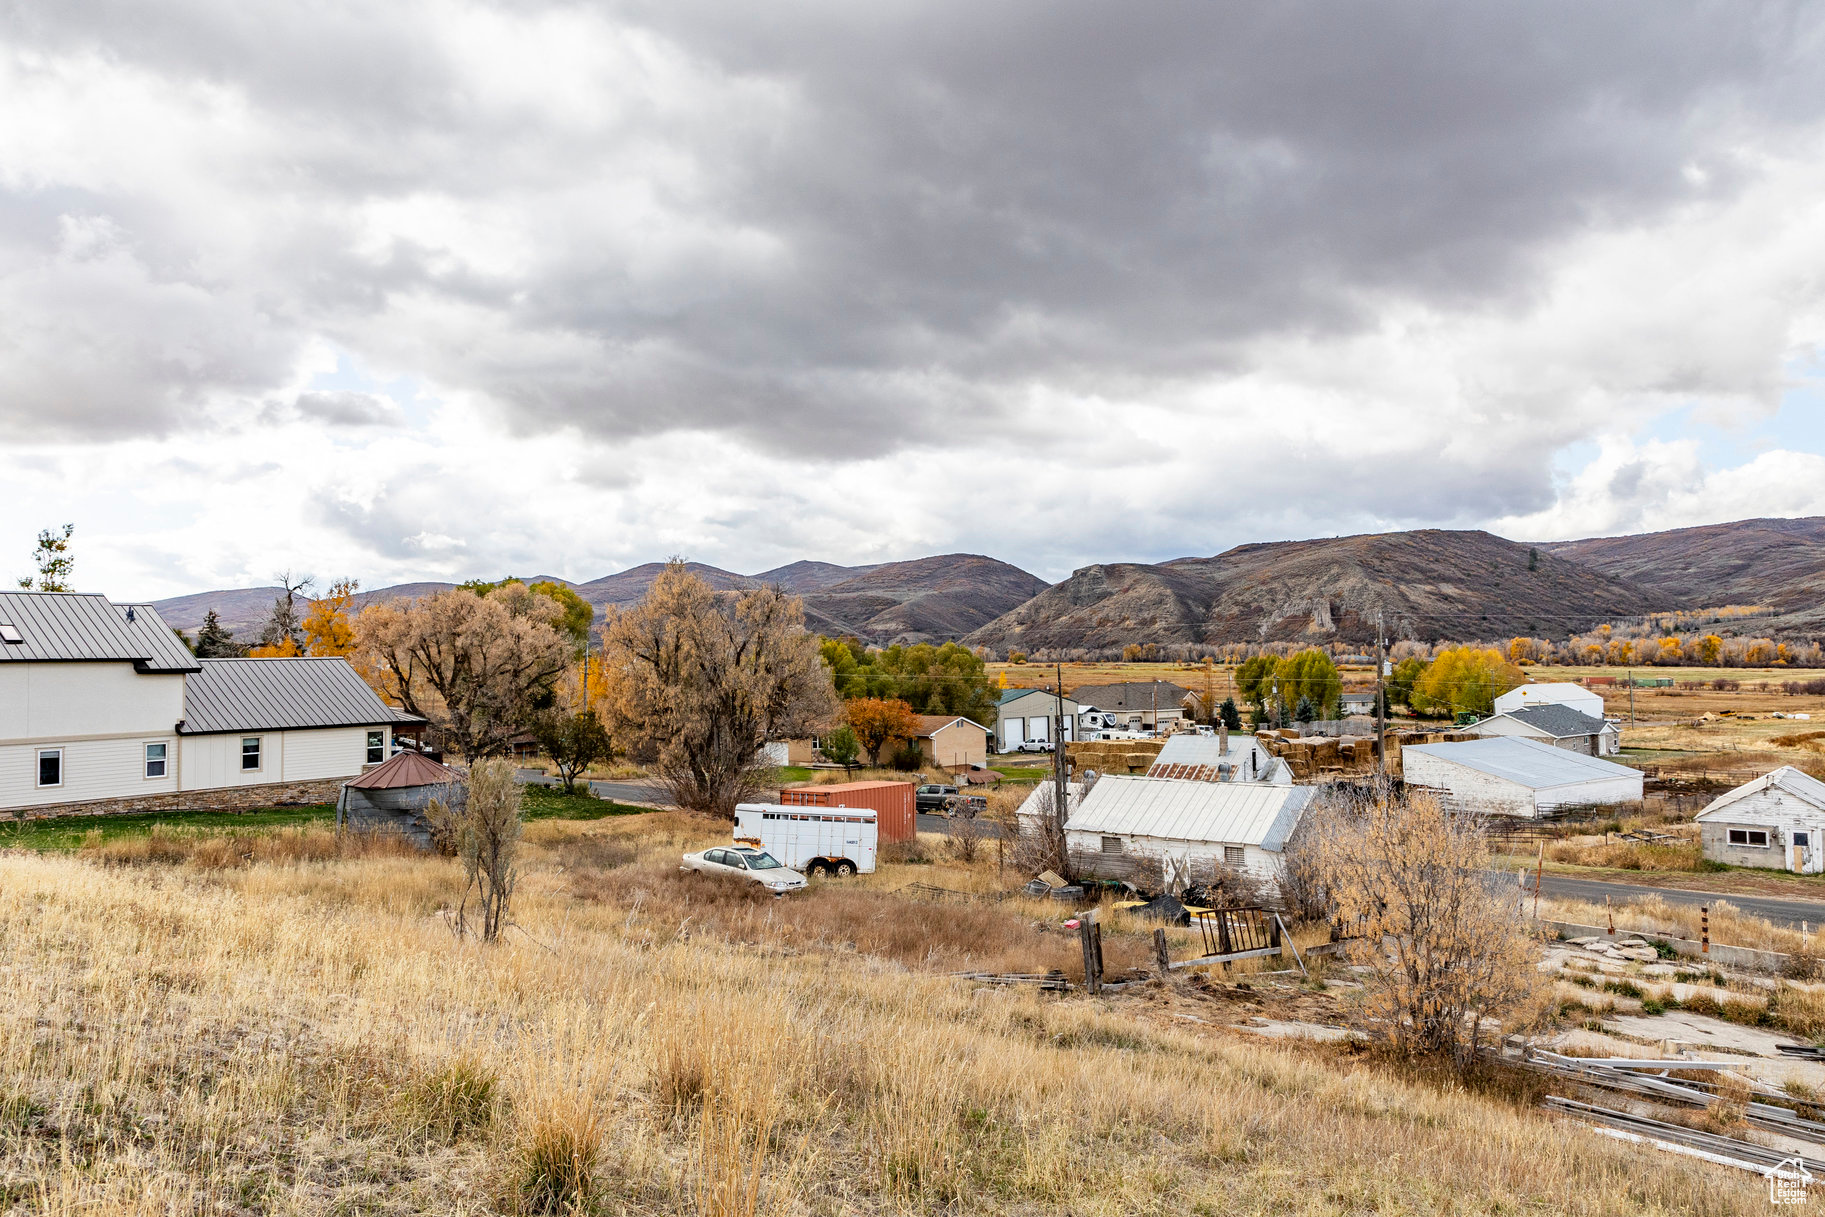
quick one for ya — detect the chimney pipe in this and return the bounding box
[1218,721,1228,755]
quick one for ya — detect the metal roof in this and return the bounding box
[1403,737,1640,790]
[1067,681,1193,712]
[1484,704,1609,739]
[0,591,198,672]
[998,688,1074,708]
[1696,766,1825,821]
[346,750,459,790]
[1065,775,1313,850]
[913,714,990,737]
[180,658,422,735]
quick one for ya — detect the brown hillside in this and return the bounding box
[966,530,1666,651]
[804,554,1050,646]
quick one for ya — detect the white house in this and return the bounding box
[1144,730,1289,785]
[1401,736,1642,818]
[1063,774,1314,886]
[0,591,419,817]
[1493,681,1607,721]
[1695,767,1825,874]
[1466,704,1620,756]
[1068,681,1192,733]
[994,688,1077,751]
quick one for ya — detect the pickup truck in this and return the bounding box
[915,784,959,813]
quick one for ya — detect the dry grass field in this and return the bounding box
[0,810,1778,1214]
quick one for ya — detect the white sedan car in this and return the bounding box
[680,845,808,894]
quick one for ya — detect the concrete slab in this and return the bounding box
[1602,1010,1793,1057]
[1233,1017,1363,1044]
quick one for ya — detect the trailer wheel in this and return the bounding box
[833,859,857,878]
[805,860,827,877]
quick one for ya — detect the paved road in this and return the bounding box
[515,770,675,807]
[917,812,1004,838]
[1509,869,1825,930]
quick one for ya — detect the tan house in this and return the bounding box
[912,715,990,770]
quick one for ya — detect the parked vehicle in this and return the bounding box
[680,845,809,893]
[1016,740,1055,753]
[942,793,988,818]
[732,803,877,876]
[915,783,960,813]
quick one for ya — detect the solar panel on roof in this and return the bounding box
[0,624,21,644]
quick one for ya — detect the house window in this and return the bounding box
[366,730,385,764]
[36,749,62,788]
[1799,833,1812,848]
[144,743,167,779]
[1101,835,1124,854]
[1223,845,1245,867]
[241,737,262,771]
[1727,828,1769,848]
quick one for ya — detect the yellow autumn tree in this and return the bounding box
[1409,646,1523,718]
[302,578,360,657]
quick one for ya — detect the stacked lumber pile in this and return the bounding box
[1065,739,1166,775]
[1254,729,1478,780]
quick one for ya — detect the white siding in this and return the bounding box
[1065,830,1281,881]
[277,726,374,781]
[0,735,180,810]
[1493,684,1605,719]
[0,661,186,810]
[179,733,283,789]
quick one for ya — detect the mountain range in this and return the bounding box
[147,516,1825,653]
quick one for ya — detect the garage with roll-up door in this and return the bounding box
[993,688,1076,753]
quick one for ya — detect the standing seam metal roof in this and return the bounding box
[1488,704,1610,739]
[180,658,422,734]
[1403,737,1640,790]
[0,592,198,672]
[1064,775,1313,850]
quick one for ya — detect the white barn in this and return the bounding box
[0,591,419,818]
[1695,767,1825,874]
[1493,682,1606,721]
[1063,775,1314,885]
[994,688,1077,751]
[1401,736,1642,818]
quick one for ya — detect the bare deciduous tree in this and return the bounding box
[599,561,837,818]
[455,759,521,942]
[1307,788,1540,1064]
[357,586,572,760]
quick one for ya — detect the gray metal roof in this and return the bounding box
[1068,681,1193,712]
[180,658,422,735]
[1065,775,1313,850]
[997,687,1075,709]
[1403,737,1640,790]
[1493,704,1609,739]
[0,591,198,672]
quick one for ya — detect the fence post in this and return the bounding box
[1153,927,1171,976]
[1701,905,1709,954]
[1079,908,1102,995]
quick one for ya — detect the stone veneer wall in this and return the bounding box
[3,777,346,821]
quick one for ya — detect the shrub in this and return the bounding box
[514,1090,602,1214]
[398,1059,496,1143]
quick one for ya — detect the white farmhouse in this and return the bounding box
[1493,681,1606,721]
[0,591,419,817]
[1401,736,1642,818]
[1695,767,1825,874]
[1063,775,1313,886]
[1466,704,1621,756]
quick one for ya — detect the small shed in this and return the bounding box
[1063,775,1314,886]
[1696,766,1825,873]
[336,751,464,847]
[1401,737,1642,818]
[1467,704,1620,756]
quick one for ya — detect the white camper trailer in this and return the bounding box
[733,803,878,876]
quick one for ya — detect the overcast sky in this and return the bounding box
[4,2,1825,597]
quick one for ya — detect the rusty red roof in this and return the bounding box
[346,750,459,790]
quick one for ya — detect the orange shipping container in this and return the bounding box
[780,780,916,843]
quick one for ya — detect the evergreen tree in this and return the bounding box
[1294,695,1318,723]
[1218,697,1242,731]
[194,609,239,658]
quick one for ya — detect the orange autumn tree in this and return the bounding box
[845,697,921,766]
[302,578,360,656]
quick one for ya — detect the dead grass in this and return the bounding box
[1545,834,1710,873]
[0,814,1773,1213]
[1542,892,1813,955]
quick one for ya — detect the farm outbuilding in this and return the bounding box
[1466,704,1620,756]
[1493,682,1606,721]
[335,750,463,847]
[780,780,916,842]
[1144,730,1288,785]
[994,689,1077,752]
[1401,737,1642,818]
[1063,775,1314,887]
[911,715,990,770]
[1695,766,1825,874]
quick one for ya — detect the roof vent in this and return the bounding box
[126,606,136,623]
[0,623,22,645]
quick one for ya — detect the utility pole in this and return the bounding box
[1628,669,1635,725]
[1053,662,1070,839]
[1374,610,1387,776]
